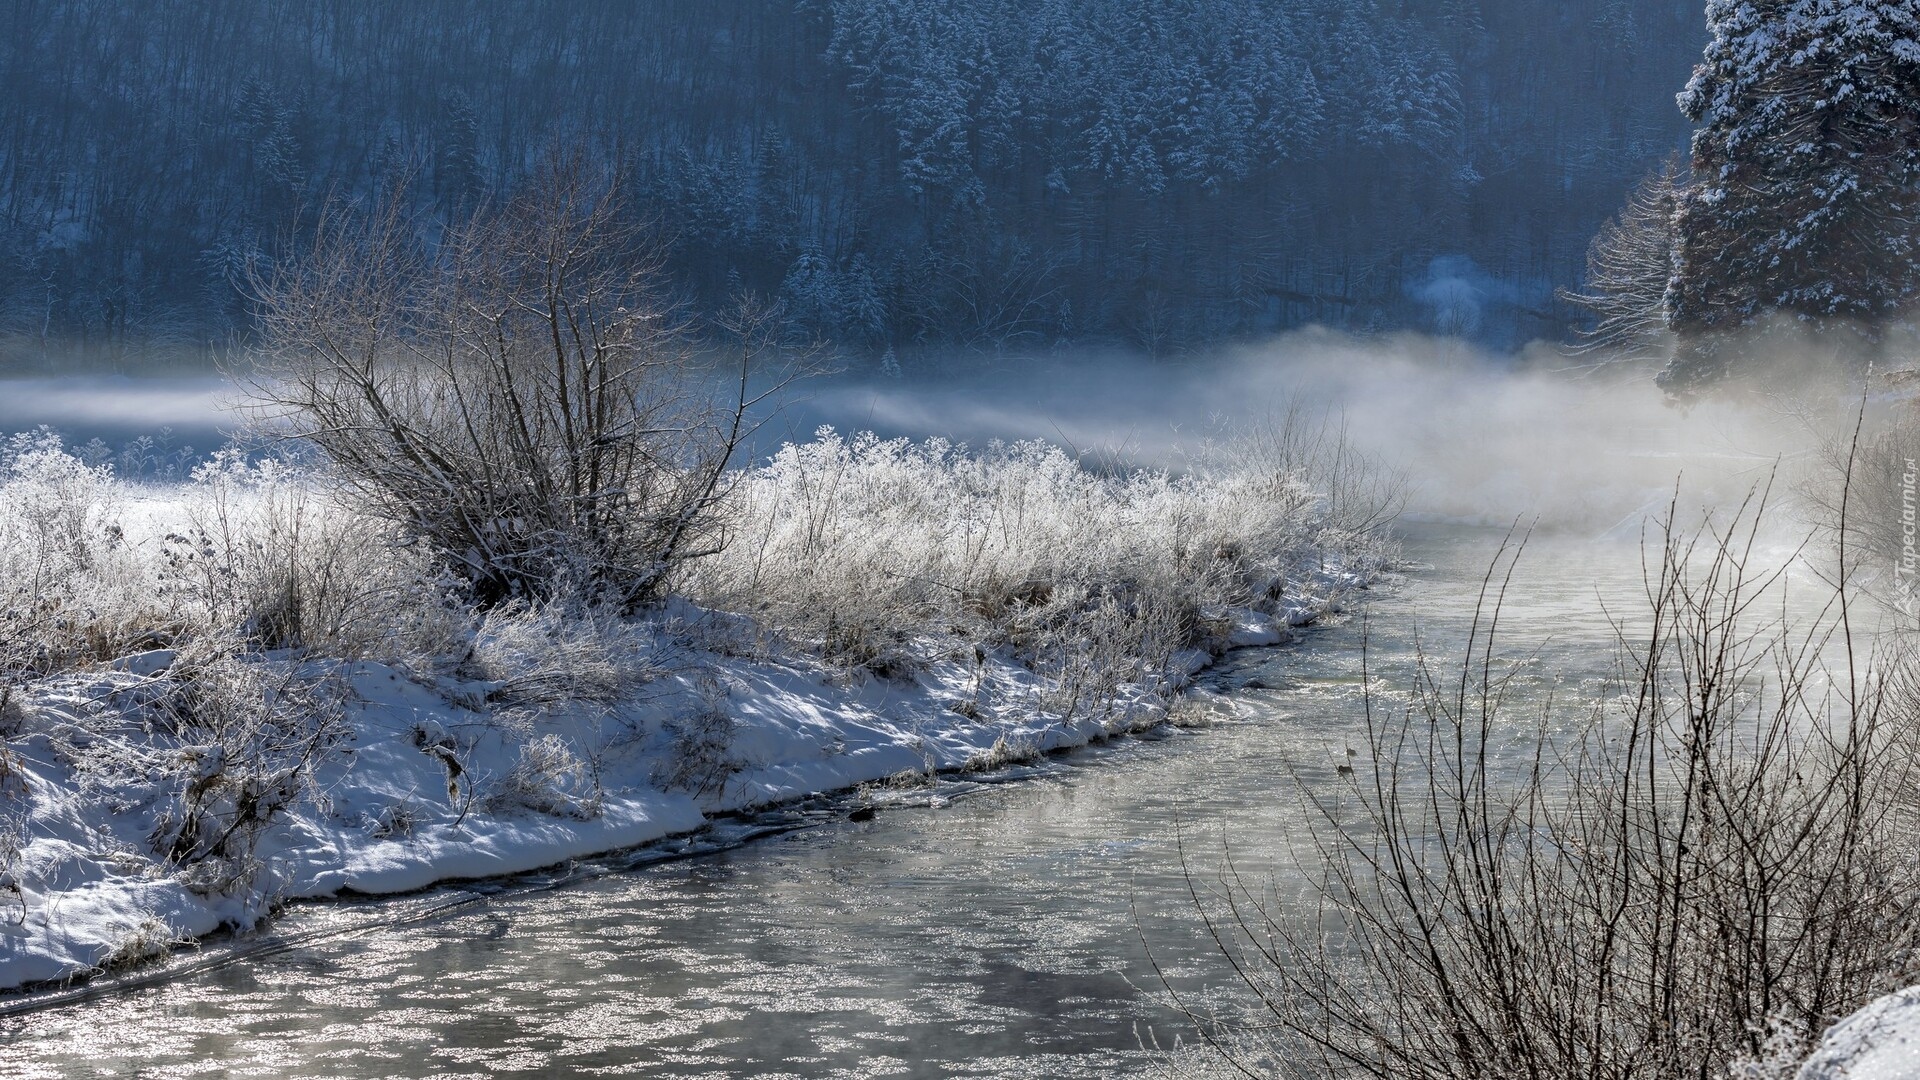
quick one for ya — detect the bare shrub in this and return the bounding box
[1801,396,1920,608]
[653,676,742,796]
[1194,400,1410,554]
[244,154,783,611]
[156,656,347,894]
[1178,490,1920,1079]
[487,733,600,819]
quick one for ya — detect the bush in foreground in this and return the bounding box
[1181,490,1920,1079]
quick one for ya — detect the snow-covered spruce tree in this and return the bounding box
[1662,0,1920,394]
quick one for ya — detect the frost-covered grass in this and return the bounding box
[683,427,1389,715]
[0,431,460,684]
[0,421,1389,992]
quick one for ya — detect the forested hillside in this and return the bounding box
[0,0,1702,364]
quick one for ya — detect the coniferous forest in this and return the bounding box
[0,0,1705,364]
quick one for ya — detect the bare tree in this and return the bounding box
[931,238,1064,351]
[1561,157,1685,364]
[244,155,786,610]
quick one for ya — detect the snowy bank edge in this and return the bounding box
[0,579,1361,998]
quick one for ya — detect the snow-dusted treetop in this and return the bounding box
[1663,0,1920,391]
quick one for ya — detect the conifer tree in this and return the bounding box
[1662,0,1920,393]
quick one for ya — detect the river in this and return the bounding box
[0,522,1745,1078]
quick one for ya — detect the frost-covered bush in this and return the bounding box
[148,652,345,888]
[487,733,600,818]
[682,427,1362,708]
[0,431,155,680]
[39,641,349,898]
[0,434,469,682]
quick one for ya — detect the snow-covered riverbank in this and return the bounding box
[0,579,1357,992]
[1797,987,1920,1080]
[0,424,1388,993]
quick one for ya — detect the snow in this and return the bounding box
[1799,986,1920,1080]
[0,582,1355,994]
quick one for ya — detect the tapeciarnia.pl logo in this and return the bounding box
[1899,457,1918,610]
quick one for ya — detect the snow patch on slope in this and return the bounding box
[1799,987,1920,1080]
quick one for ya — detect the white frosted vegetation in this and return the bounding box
[682,428,1377,709]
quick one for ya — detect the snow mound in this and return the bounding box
[1800,987,1920,1080]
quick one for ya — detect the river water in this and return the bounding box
[0,525,1797,1078]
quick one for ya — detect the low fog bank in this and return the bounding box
[0,372,234,455]
[0,329,1877,541]
[784,329,1862,539]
